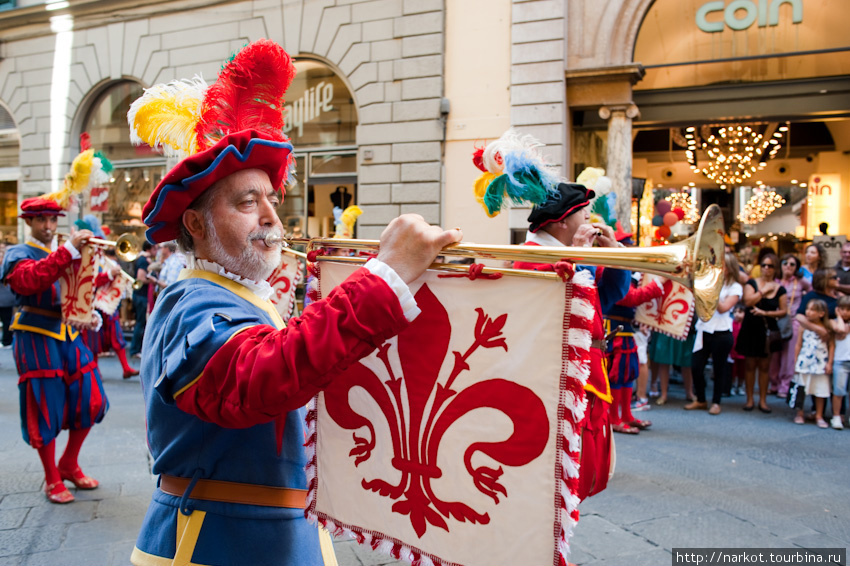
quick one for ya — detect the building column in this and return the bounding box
[599,104,639,231]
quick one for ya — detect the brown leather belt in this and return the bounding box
[159,474,307,509]
[21,306,62,318]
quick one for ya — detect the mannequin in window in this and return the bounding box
[330,186,352,209]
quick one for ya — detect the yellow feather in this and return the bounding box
[473,172,499,218]
[128,78,207,158]
[44,150,94,209]
[334,205,363,239]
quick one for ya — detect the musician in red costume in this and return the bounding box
[0,197,107,504]
[513,182,630,500]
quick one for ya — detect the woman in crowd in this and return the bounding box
[800,243,826,284]
[772,253,811,397]
[735,252,788,413]
[686,252,743,415]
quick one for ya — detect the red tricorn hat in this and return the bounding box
[142,129,293,244]
[19,196,66,218]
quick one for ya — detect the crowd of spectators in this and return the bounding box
[633,239,850,430]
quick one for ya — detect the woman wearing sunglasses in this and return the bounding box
[772,254,811,397]
[734,252,788,412]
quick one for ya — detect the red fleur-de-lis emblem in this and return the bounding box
[650,279,690,327]
[323,283,549,538]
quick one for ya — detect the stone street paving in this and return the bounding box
[0,349,847,565]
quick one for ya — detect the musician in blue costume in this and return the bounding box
[128,40,460,566]
[0,197,107,504]
[603,228,663,434]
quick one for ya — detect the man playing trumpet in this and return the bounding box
[128,40,460,566]
[0,197,107,504]
[514,182,631,500]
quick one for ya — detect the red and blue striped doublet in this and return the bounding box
[1,242,108,447]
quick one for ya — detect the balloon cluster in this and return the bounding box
[651,199,686,240]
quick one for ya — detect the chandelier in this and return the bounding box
[664,190,699,224]
[680,124,786,187]
[737,187,786,225]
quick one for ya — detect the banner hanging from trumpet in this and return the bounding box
[59,244,99,330]
[307,262,597,566]
[634,275,695,341]
[267,253,302,323]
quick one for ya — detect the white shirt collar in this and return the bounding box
[190,257,274,301]
[525,230,564,247]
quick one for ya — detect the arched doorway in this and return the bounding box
[629,0,850,247]
[282,59,358,239]
[0,104,20,243]
[81,81,165,239]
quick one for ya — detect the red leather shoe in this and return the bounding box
[123,368,140,379]
[45,481,74,504]
[58,467,99,490]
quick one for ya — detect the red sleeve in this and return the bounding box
[616,280,663,308]
[175,269,410,428]
[6,247,73,296]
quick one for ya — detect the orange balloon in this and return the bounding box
[663,211,678,227]
[658,225,671,238]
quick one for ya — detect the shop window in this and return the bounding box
[83,81,165,235]
[282,60,358,239]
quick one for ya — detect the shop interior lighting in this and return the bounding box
[685,123,786,187]
[737,187,786,225]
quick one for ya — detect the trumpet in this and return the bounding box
[58,232,141,263]
[264,204,725,321]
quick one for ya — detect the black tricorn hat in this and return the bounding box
[527,182,594,233]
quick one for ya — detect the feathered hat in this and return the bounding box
[471,129,560,218]
[37,132,113,212]
[128,39,296,244]
[333,205,362,239]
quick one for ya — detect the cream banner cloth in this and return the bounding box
[307,262,597,566]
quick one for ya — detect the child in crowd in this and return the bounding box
[792,298,834,428]
[729,304,747,396]
[829,296,850,429]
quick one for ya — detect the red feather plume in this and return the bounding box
[195,39,296,150]
[80,132,92,151]
[472,146,486,172]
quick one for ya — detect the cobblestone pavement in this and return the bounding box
[0,350,847,565]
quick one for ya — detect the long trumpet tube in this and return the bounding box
[265,204,725,321]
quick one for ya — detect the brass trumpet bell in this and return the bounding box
[86,233,141,263]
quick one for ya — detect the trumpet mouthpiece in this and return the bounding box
[263,234,288,248]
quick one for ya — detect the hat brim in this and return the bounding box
[528,201,590,233]
[143,130,293,244]
[20,211,66,218]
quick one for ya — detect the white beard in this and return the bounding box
[204,213,282,282]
